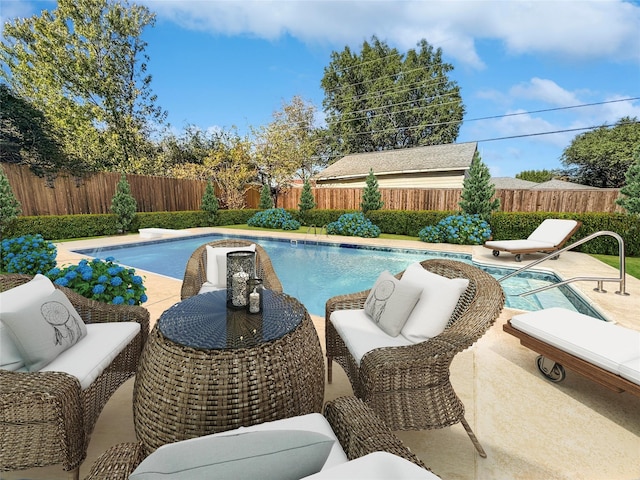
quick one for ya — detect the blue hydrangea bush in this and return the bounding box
[247,208,301,230]
[326,212,381,238]
[0,234,57,275]
[419,214,492,245]
[47,257,147,305]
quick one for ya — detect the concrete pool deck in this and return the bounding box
[4,227,639,479]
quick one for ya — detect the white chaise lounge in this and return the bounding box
[484,218,581,262]
[503,307,640,397]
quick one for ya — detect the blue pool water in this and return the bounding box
[75,233,604,318]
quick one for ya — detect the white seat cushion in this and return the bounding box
[197,282,225,294]
[330,309,413,366]
[484,239,554,250]
[40,322,140,390]
[303,452,441,479]
[510,307,640,376]
[619,357,640,385]
[527,219,578,245]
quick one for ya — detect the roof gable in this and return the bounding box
[316,142,477,181]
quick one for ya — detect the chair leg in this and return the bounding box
[69,466,80,480]
[460,416,487,458]
[327,356,333,383]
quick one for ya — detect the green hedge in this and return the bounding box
[4,209,639,256]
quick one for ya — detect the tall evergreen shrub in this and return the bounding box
[361,168,384,214]
[0,166,21,240]
[201,181,219,225]
[616,148,640,215]
[459,151,500,221]
[259,183,274,209]
[111,174,137,233]
[298,180,316,225]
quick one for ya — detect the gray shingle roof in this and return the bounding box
[491,177,539,189]
[531,179,600,190]
[315,142,477,180]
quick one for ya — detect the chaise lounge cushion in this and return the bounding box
[399,262,469,342]
[331,309,414,366]
[364,271,422,337]
[510,307,640,379]
[1,288,87,371]
[129,429,334,480]
[303,452,441,479]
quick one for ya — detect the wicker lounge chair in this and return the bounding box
[326,259,505,457]
[0,274,149,479]
[83,396,432,480]
[483,218,581,262]
[180,239,283,300]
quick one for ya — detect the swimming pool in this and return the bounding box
[75,233,604,319]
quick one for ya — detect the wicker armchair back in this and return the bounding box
[180,239,283,300]
[325,259,505,457]
[0,274,149,478]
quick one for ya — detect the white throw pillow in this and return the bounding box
[364,271,422,337]
[129,429,334,480]
[0,274,56,371]
[399,262,469,343]
[205,244,256,287]
[1,289,87,371]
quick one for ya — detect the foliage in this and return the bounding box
[321,36,464,156]
[0,0,165,174]
[111,174,137,233]
[361,169,384,214]
[47,257,147,305]
[616,147,640,215]
[418,214,492,245]
[0,166,21,238]
[326,212,381,238]
[170,128,255,209]
[515,169,556,183]
[259,183,274,209]
[1,234,57,274]
[298,180,317,225]
[201,181,219,224]
[0,85,68,176]
[560,117,640,188]
[252,96,322,204]
[247,208,301,230]
[459,151,500,221]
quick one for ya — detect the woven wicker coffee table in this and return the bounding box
[133,289,325,453]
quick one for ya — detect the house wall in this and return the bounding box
[316,170,467,189]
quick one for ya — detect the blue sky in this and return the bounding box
[3,0,640,178]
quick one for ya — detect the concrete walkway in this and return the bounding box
[4,227,639,480]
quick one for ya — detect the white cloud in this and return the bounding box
[510,78,581,107]
[142,0,640,67]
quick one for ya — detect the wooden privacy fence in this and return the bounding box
[278,186,624,213]
[3,163,623,216]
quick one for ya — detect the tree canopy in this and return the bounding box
[516,169,556,183]
[1,0,165,174]
[560,117,640,188]
[321,36,464,157]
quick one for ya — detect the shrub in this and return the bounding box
[326,212,381,238]
[247,208,301,230]
[258,184,274,209]
[361,169,384,213]
[201,181,219,225]
[1,234,57,274]
[111,174,137,233]
[419,214,492,245]
[298,180,316,226]
[47,257,147,305]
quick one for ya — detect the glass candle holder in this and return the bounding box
[226,251,256,309]
[246,278,264,314]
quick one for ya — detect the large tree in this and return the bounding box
[253,96,321,205]
[0,0,165,174]
[560,117,640,188]
[321,36,464,157]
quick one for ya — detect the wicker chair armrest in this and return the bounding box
[323,396,429,470]
[325,289,370,318]
[0,370,85,459]
[83,442,146,480]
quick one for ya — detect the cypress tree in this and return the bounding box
[111,174,137,233]
[259,183,274,209]
[459,151,500,221]
[616,147,640,215]
[201,180,219,225]
[298,179,316,225]
[361,168,384,214]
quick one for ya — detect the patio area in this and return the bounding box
[4,227,639,480]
